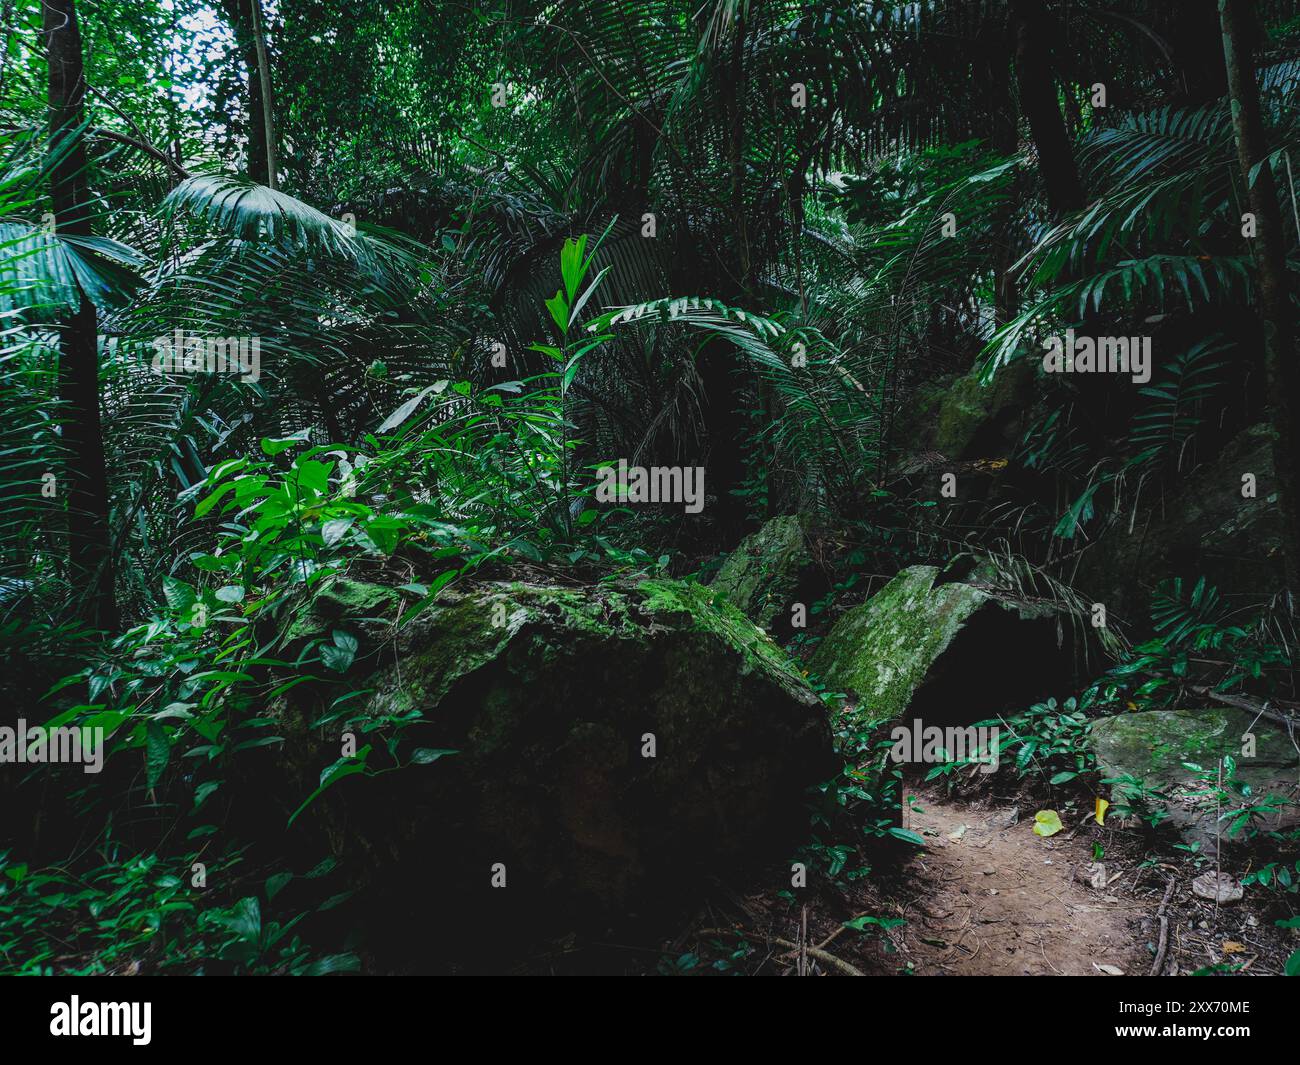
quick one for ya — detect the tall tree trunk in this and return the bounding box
[1009,0,1083,217]
[45,0,116,629]
[1219,0,1300,592]
[249,0,278,189]
[217,0,270,184]
[700,9,754,539]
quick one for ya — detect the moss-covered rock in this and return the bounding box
[280,575,400,643]
[1089,707,1299,852]
[809,565,1073,726]
[273,577,833,965]
[896,360,1033,463]
[709,514,821,633]
[896,375,954,452]
[941,360,1032,459]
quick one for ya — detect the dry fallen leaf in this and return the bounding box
[1093,963,1125,976]
[1222,941,1246,954]
[1192,872,1244,904]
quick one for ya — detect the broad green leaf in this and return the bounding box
[377,385,437,433]
[305,953,361,976]
[887,827,926,846]
[265,872,292,901]
[145,721,170,789]
[1033,810,1063,837]
[409,747,457,765]
[261,432,312,456]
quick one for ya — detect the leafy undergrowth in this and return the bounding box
[0,846,358,976]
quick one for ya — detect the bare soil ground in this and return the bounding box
[655,782,1298,977]
[875,789,1145,975]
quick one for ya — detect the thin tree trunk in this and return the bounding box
[1219,0,1300,592]
[1009,0,1083,217]
[45,0,116,628]
[249,0,277,189]
[987,12,1020,327]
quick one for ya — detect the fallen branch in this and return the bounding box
[696,927,865,977]
[0,123,191,181]
[1149,878,1176,976]
[92,130,192,181]
[1187,685,1299,732]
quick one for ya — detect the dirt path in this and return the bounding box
[679,785,1293,977]
[880,789,1147,975]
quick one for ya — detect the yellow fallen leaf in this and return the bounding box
[1033,810,1063,837]
[1095,797,1109,825]
[1222,941,1246,954]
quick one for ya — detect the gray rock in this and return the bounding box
[933,360,1034,460]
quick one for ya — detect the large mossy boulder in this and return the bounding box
[709,513,823,635]
[934,359,1034,460]
[895,360,1034,463]
[272,578,834,965]
[894,375,954,456]
[809,565,1073,725]
[280,574,400,643]
[1089,707,1299,852]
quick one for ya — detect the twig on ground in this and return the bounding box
[1150,878,1176,976]
[696,927,865,977]
[1187,685,1298,730]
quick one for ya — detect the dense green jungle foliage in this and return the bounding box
[1,0,1298,976]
